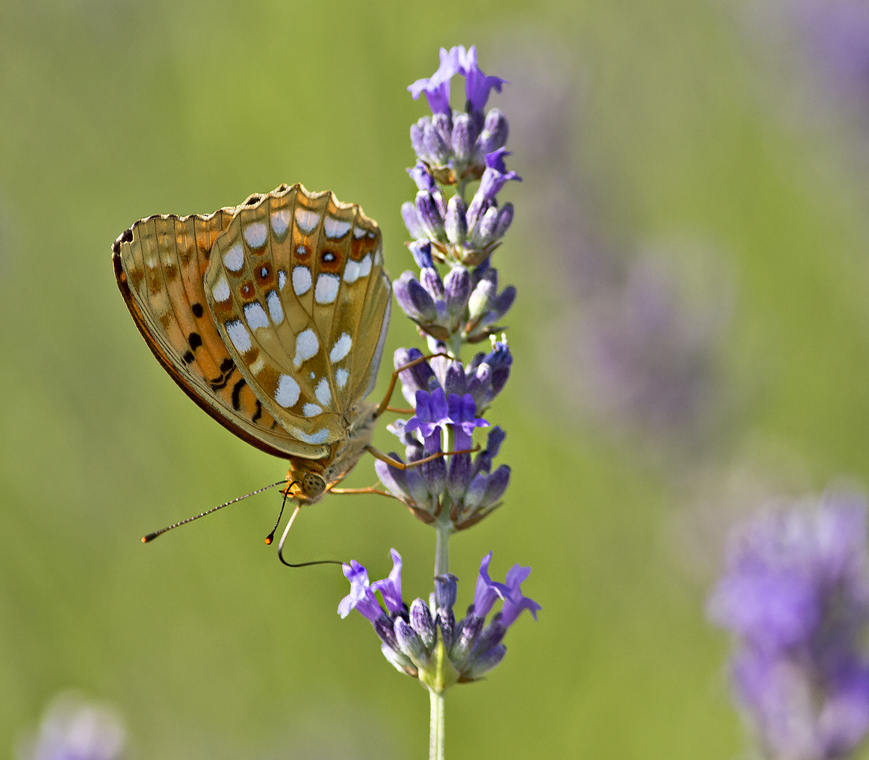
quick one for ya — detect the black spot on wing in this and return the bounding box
[231,378,246,411]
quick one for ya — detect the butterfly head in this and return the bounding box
[283,465,328,505]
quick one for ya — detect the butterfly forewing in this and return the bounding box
[203,184,390,455]
[113,207,323,460]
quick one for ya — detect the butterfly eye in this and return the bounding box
[302,472,326,499]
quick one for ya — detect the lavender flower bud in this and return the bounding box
[445,195,468,245]
[395,347,436,401]
[465,643,506,679]
[422,120,450,165]
[480,465,511,508]
[434,573,458,609]
[443,362,468,396]
[394,271,438,322]
[477,108,509,155]
[471,206,500,248]
[468,270,498,321]
[408,240,435,269]
[410,598,437,650]
[416,191,446,242]
[381,642,417,675]
[451,614,484,666]
[447,450,472,501]
[432,111,453,147]
[485,426,507,458]
[444,266,471,321]
[493,202,514,240]
[489,285,516,321]
[395,616,429,662]
[408,161,438,192]
[410,119,428,158]
[402,201,425,240]
[465,196,491,238]
[420,266,446,303]
[374,615,400,651]
[438,606,456,650]
[463,472,489,510]
[451,112,477,163]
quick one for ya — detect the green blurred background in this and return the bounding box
[3,0,869,757]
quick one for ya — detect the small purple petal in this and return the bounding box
[457,45,507,111]
[372,549,404,614]
[500,564,541,628]
[408,161,438,192]
[473,552,511,617]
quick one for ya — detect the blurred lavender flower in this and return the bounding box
[16,692,127,760]
[573,249,730,448]
[708,489,869,760]
[339,550,539,691]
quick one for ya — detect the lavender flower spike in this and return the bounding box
[708,488,869,760]
[339,551,539,691]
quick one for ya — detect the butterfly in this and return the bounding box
[112,184,393,517]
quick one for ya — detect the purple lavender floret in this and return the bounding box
[375,384,508,529]
[708,489,869,760]
[406,45,513,195]
[392,344,512,413]
[339,550,538,689]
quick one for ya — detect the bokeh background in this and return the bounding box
[4,0,869,757]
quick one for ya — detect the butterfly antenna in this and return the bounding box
[141,480,286,543]
[276,503,343,569]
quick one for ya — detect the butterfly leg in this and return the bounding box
[374,352,453,418]
[328,485,399,499]
[365,444,480,470]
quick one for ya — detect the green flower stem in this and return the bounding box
[429,687,445,760]
[435,520,451,577]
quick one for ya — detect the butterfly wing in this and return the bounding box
[204,184,391,455]
[112,204,324,460]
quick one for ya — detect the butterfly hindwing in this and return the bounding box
[112,207,321,460]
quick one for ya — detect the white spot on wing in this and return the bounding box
[291,427,330,445]
[276,375,300,408]
[374,245,383,266]
[353,225,367,239]
[226,319,251,353]
[224,243,244,272]
[324,216,351,239]
[330,333,352,363]
[266,290,283,324]
[315,378,332,407]
[303,403,323,417]
[212,275,231,302]
[315,273,340,304]
[244,222,268,248]
[359,253,372,278]
[243,302,269,330]
[293,329,319,368]
[271,209,291,237]
[336,368,349,389]
[343,259,360,284]
[278,269,287,290]
[293,266,312,296]
[295,208,319,234]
